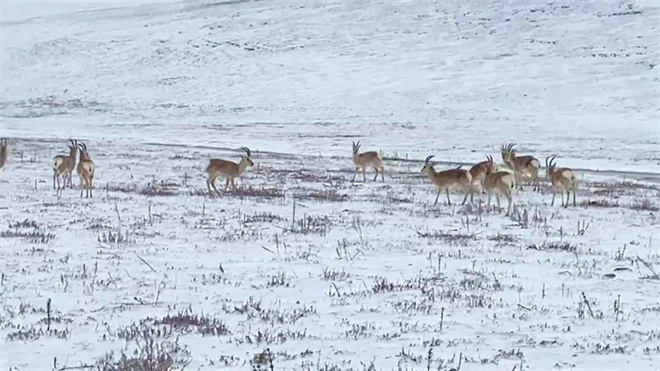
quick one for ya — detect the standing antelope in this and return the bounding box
[54,139,78,192]
[500,143,541,191]
[77,142,96,198]
[483,171,516,216]
[351,141,384,182]
[421,155,472,205]
[207,147,254,196]
[546,155,577,208]
[468,155,496,203]
[0,138,8,170]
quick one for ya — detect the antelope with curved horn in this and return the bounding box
[77,142,96,198]
[483,171,516,216]
[421,155,472,205]
[0,138,8,170]
[351,141,384,182]
[469,155,497,203]
[207,147,254,196]
[500,143,541,191]
[546,155,577,208]
[53,139,78,192]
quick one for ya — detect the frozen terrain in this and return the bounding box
[0,0,659,370]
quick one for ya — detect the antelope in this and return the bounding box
[469,155,496,203]
[421,155,472,205]
[77,142,96,198]
[546,155,577,208]
[351,141,384,182]
[500,143,541,191]
[53,139,78,191]
[0,138,8,170]
[207,147,254,196]
[483,171,516,216]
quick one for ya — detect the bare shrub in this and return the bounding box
[234,186,284,199]
[291,215,331,235]
[322,268,351,281]
[96,332,191,370]
[8,219,40,229]
[6,326,69,341]
[0,229,55,243]
[487,233,517,245]
[417,230,476,247]
[243,212,283,224]
[117,312,229,341]
[295,189,347,202]
[266,272,290,288]
[527,242,577,253]
[631,198,658,212]
[140,180,179,196]
[251,348,275,370]
[582,199,620,208]
[153,312,230,336]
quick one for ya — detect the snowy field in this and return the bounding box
[1,0,659,370]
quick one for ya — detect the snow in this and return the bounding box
[0,0,659,370]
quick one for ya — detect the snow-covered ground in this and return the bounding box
[0,0,659,370]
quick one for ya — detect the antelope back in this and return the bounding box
[208,159,240,176]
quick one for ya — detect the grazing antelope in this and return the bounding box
[483,171,516,216]
[0,138,8,170]
[500,143,541,191]
[351,141,384,182]
[53,139,78,191]
[77,142,96,198]
[207,147,254,196]
[469,155,496,203]
[546,155,577,208]
[421,155,472,205]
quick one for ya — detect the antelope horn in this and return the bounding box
[241,147,251,157]
[424,155,434,164]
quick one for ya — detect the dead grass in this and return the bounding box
[416,230,476,247]
[630,198,659,212]
[295,189,348,202]
[233,186,284,199]
[527,241,577,253]
[96,332,191,370]
[140,180,179,196]
[581,199,620,208]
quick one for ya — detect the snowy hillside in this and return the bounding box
[1,0,659,171]
[0,0,659,370]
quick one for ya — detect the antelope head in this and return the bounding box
[352,141,361,155]
[485,155,496,175]
[501,143,515,162]
[240,147,254,167]
[68,139,78,156]
[421,155,435,174]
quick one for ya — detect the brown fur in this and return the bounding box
[207,147,254,196]
[484,171,516,215]
[469,155,497,203]
[500,143,541,191]
[351,141,384,182]
[421,155,472,205]
[546,155,577,207]
[77,142,95,198]
[54,140,78,192]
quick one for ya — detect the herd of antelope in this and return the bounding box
[0,138,578,214]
